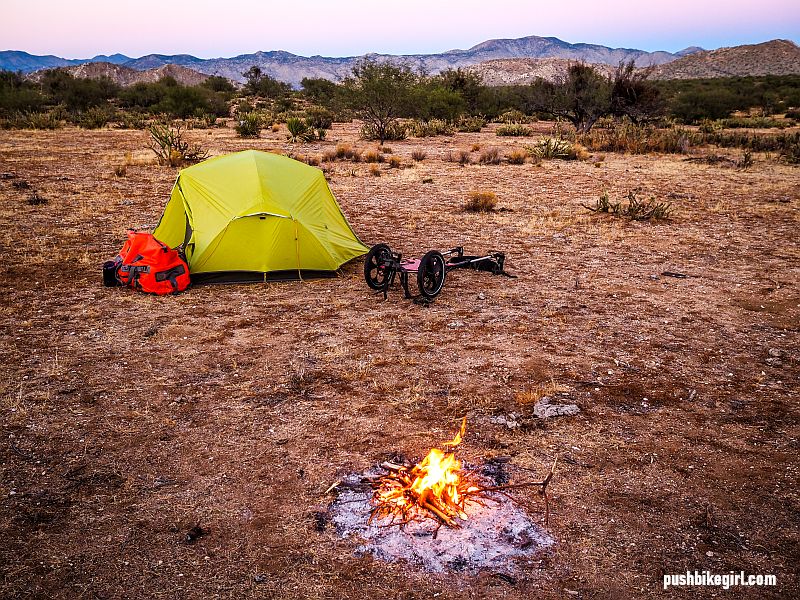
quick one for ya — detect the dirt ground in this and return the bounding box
[0,121,798,599]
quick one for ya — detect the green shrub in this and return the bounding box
[456,115,486,132]
[360,120,407,141]
[721,116,791,129]
[236,112,261,138]
[496,124,533,137]
[286,117,314,142]
[116,112,147,129]
[18,110,63,129]
[497,109,527,124]
[407,118,454,137]
[528,137,579,159]
[78,105,114,129]
[305,106,334,130]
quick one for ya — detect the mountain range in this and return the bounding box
[2,36,797,88]
[1,35,701,87]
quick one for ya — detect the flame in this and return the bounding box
[371,417,478,527]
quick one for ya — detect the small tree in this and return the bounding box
[542,63,612,133]
[343,59,418,143]
[610,61,664,124]
[242,66,291,98]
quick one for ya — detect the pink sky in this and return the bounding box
[4,0,799,58]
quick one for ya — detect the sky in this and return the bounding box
[3,0,799,58]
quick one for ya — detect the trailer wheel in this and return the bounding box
[364,243,392,290]
[417,250,446,299]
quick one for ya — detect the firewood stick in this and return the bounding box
[381,461,406,471]
[422,500,456,527]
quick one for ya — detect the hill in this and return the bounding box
[653,39,800,79]
[467,58,616,86]
[28,61,212,87]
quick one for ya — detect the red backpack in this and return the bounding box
[105,231,190,295]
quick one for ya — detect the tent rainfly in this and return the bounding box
[153,150,369,283]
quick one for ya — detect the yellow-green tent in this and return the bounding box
[153,150,368,283]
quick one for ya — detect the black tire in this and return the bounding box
[417,250,446,299]
[364,243,392,290]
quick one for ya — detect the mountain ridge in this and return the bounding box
[1,35,700,87]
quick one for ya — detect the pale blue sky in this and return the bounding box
[4,0,799,58]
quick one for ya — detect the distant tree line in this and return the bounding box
[1,61,799,130]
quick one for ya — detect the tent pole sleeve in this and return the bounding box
[293,218,303,282]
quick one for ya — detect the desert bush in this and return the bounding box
[360,120,407,141]
[457,150,471,164]
[303,106,333,129]
[471,143,481,152]
[14,110,63,129]
[236,112,261,138]
[236,99,254,115]
[114,165,127,177]
[78,105,114,129]
[27,191,47,205]
[784,108,800,120]
[388,155,402,168]
[335,143,362,161]
[242,66,292,99]
[456,115,487,132]
[286,117,315,142]
[529,137,578,159]
[584,191,671,220]
[148,122,208,167]
[737,150,754,170]
[369,164,381,177]
[506,150,527,164]
[478,147,502,164]
[411,150,426,161]
[721,116,792,129]
[496,124,533,137]
[781,138,800,164]
[408,118,454,137]
[497,109,527,124]
[345,60,417,143]
[362,150,384,163]
[464,191,497,212]
[703,130,800,153]
[116,112,147,129]
[578,124,698,154]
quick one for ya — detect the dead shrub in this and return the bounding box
[388,156,402,168]
[464,190,497,212]
[411,150,427,162]
[369,164,381,177]
[113,165,127,177]
[479,147,502,165]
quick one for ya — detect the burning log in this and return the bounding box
[369,418,556,528]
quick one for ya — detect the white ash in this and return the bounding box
[533,396,581,419]
[329,470,553,574]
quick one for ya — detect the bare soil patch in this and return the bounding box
[1,122,798,598]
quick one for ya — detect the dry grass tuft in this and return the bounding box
[411,150,427,162]
[463,190,497,212]
[506,150,527,165]
[369,164,381,177]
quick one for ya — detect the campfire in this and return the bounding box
[369,418,556,529]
